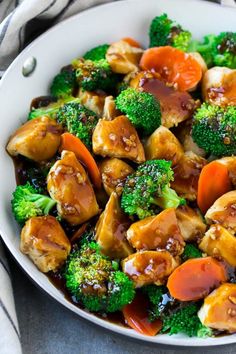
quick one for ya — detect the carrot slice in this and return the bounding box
[123,293,162,336]
[167,257,227,301]
[197,161,231,214]
[122,37,141,48]
[140,46,202,91]
[59,132,101,189]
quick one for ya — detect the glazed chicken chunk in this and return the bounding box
[175,205,206,242]
[95,192,133,259]
[122,250,178,287]
[6,116,63,162]
[126,208,185,256]
[106,39,143,74]
[20,215,71,273]
[130,71,196,128]
[144,126,184,166]
[171,151,207,201]
[175,120,206,157]
[218,157,236,187]
[99,158,134,196]
[198,283,236,333]
[199,225,236,267]
[205,191,236,234]
[92,115,145,163]
[202,67,236,106]
[78,89,106,116]
[103,96,120,121]
[47,150,99,225]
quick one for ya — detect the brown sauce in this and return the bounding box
[30,96,57,110]
[49,271,127,327]
[140,77,195,128]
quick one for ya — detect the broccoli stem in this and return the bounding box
[31,195,56,214]
[152,185,186,209]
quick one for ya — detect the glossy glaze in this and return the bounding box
[126,208,185,256]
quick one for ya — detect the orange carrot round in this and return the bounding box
[123,293,162,336]
[197,161,231,214]
[122,37,141,48]
[59,133,101,189]
[140,46,202,91]
[167,257,227,301]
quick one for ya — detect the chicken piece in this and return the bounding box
[126,208,185,256]
[218,157,236,187]
[106,40,143,74]
[198,283,236,333]
[103,96,120,120]
[171,151,207,201]
[122,250,178,287]
[95,192,133,259]
[47,150,99,225]
[6,116,63,162]
[99,158,134,196]
[20,215,71,273]
[144,126,184,166]
[205,191,236,234]
[130,71,196,128]
[202,67,236,106]
[92,115,145,163]
[175,205,206,242]
[175,120,206,157]
[78,89,106,116]
[199,225,236,267]
[189,52,207,76]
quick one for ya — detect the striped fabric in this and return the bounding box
[0,0,113,76]
[0,242,21,354]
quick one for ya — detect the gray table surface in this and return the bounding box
[6,252,236,354]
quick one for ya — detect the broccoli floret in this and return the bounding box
[143,284,165,306]
[182,244,202,261]
[57,102,98,149]
[142,285,166,321]
[83,44,109,61]
[192,103,236,157]
[64,242,135,312]
[28,96,80,120]
[50,68,77,99]
[11,182,56,224]
[72,58,118,92]
[78,228,96,247]
[189,32,236,68]
[121,160,185,219]
[143,284,212,338]
[116,80,129,94]
[115,88,161,136]
[149,13,191,51]
[213,32,236,68]
[188,35,216,67]
[161,303,213,338]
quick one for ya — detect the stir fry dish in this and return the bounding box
[6,13,236,338]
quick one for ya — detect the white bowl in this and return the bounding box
[1,0,236,347]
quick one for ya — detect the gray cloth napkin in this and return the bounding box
[0,0,113,75]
